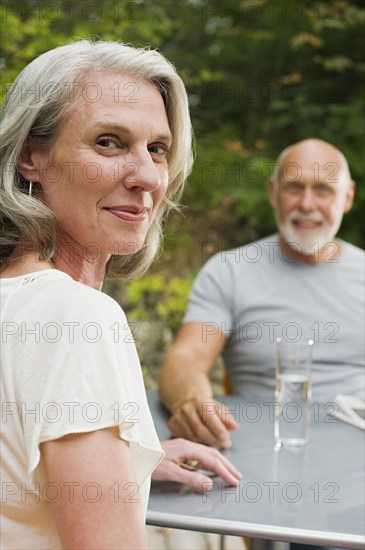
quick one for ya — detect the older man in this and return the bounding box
[159,138,364,450]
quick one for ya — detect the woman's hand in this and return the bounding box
[152,438,242,491]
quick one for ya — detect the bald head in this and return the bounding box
[273,138,352,190]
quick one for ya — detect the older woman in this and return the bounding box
[0,41,241,549]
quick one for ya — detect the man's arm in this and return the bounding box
[159,322,238,448]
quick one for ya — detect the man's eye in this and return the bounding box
[316,185,332,195]
[284,184,302,193]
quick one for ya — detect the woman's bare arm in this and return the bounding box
[41,427,146,550]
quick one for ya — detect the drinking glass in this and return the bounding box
[274,338,313,448]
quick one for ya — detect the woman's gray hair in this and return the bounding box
[0,39,194,278]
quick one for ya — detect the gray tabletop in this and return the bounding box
[146,391,365,548]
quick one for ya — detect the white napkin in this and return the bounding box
[329,394,365,430]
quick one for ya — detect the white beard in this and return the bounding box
[277,210,343,256]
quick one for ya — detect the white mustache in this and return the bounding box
[288,210,325,224]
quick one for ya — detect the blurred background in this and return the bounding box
[1,0,364,388]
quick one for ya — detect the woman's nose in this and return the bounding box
[122,151,161,192]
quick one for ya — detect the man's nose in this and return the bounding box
[298,189,316,212]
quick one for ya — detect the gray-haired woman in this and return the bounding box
[0,40,241,549]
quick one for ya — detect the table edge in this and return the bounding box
[146,511,365,549]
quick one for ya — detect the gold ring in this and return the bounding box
[181,459,200,471]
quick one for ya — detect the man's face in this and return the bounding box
[269,142,354,261]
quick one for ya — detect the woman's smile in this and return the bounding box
[104,204,151,223]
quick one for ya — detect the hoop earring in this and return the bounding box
[28,181,33,196]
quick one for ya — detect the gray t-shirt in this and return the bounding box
[183,234,365,403]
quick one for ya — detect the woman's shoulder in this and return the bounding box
[3,269,124,323]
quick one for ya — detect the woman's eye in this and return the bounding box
[96,137,118,148]
[149,144,169,157]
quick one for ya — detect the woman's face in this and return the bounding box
[28,72,172,259]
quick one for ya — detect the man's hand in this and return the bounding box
[152,439,242,490]
[168,397,239,449]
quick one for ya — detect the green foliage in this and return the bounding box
[124,274,194,334]
[102,274,194,383]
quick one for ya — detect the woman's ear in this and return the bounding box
[18,141,44,182]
